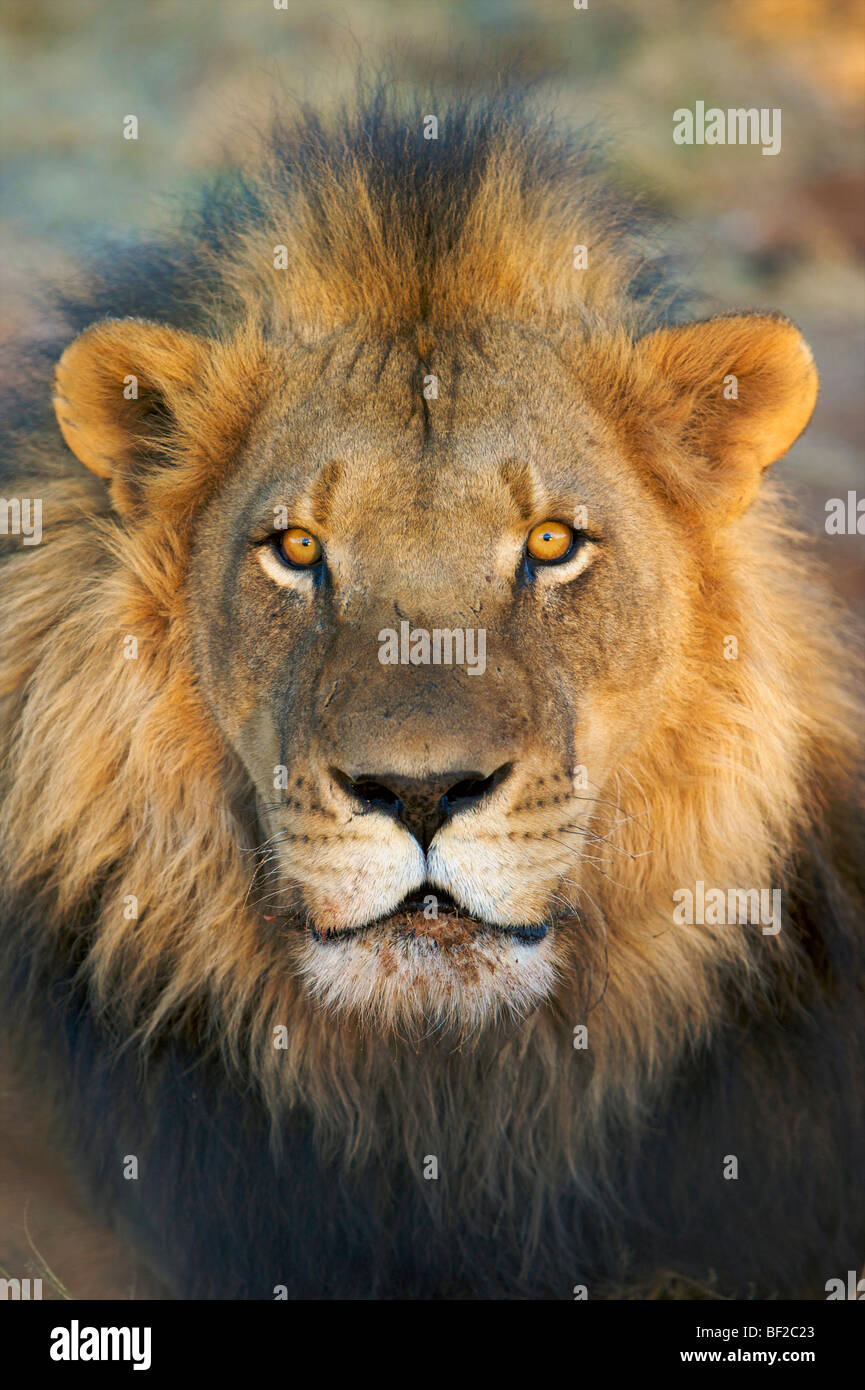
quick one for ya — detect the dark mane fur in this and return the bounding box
[0,85,862,1299]
[1,84,685,490]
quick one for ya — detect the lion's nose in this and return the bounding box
[331,764,513,851]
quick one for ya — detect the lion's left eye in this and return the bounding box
[526,520,575,564]
[277,527,323,568]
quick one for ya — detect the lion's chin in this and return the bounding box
[294,896,559,1033]
[310,891,551,945]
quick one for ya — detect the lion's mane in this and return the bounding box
[1,87,863,1298]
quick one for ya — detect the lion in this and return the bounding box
[0,88,863,1301]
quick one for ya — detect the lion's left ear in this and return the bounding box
[52,318,213,513]
[636,313,818,519]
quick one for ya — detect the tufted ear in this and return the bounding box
[53,318,212,513]
[636,313,819,520]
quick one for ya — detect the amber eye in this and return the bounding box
[526,520,575,564]
[277,527,323,568]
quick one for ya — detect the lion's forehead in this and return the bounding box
[226,334,623,548]
[264,326,603,457]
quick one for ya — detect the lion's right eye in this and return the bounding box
[276,527,323,568]
[526,520,575,564]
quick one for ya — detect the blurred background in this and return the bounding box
[1,0,862,596]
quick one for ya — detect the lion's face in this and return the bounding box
[52,308,816,1034]
[181,322,682,1028]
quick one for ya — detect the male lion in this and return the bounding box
[1,91,863,1300]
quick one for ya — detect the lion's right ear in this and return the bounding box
[53,319,212,511]
[634,313,818,521]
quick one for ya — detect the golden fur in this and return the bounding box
[0,91,862,1295]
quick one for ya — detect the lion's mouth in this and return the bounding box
[309,887,550,946]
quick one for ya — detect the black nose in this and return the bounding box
[333,764,513,851]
